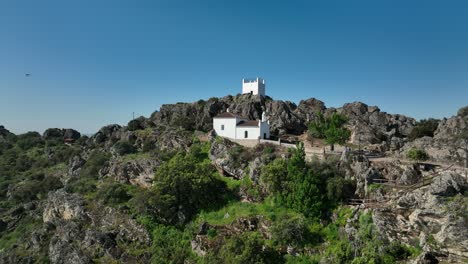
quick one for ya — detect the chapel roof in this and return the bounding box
[214,112,245,119]
[236,120,260,127]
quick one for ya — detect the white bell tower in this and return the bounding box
[242,77,265,96]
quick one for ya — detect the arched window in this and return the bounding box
[221,124,224,130]
[244,131,248,138]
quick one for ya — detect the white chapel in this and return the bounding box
[213,78,270,140]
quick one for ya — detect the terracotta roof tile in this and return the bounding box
[214,112,245,118]
[236,120,259,127]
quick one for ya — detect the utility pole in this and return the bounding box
[132,112,135,121]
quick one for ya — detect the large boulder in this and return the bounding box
[209,137,248,179]
[99,158,161,188]
[43,128,81,140]
[63,129,81,140]
[401,113,467,164]
[43,190,87,224]
[429,172,467,196]
[91,124,123,145]
[339,101,416,146]
[397,165,422,185]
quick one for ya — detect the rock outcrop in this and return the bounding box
[373,171,468,262]
[401,109,468,164]
[43,128,81,140]
[43,190,151,264]
[43,190,87,224]
[149,95,415,149]
[209,137,247,179]
[99,157,161,188]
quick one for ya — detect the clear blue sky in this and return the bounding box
[1,0,467,134]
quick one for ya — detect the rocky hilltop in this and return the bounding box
[0,95,466,263]
[151,94,416,146]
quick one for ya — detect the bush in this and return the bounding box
[128,119,144,131]
[458,106,468,117]
[406,148,429,161]
[16,132,44,150]
[409,119,439,140]
[271,215,309,246]
[96,182,132,205]
[80,151,111,178]
[129,142,231,225]
[326,177,356,203]
[216,232,283,264]
[10,176,62,202]
[150,225,193,264]
[113,141,137,156]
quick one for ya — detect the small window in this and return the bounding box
[244,131,248,138]
[221,125,224,131]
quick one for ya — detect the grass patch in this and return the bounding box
[120,152,152,162]
[195,198,299,226]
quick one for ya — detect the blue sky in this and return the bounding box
[1,0,467,134]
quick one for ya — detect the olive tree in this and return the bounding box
[308,112,351,151]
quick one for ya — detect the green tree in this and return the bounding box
[308,113,351,151]
[261,143,325,219]
[131,143,230,225]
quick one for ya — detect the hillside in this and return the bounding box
[0,95,467,264]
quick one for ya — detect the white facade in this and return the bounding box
[213,111,270,140]
[242,77,265,96]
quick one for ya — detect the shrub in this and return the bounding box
[409,119,439,140]
[16,132,44,150]
[406,148,429,161]
[216,232,283,264]
[80,151,111,178]
[128,119,144,131]
[113,141,137,156]
[457,106,468,117]
[96,182,132,205]
[152,151,229,224]
[271,215,309,246]
[150,225,193,264]
[326,177,356,203]
[207,228,217,238]
[171,115,196,131]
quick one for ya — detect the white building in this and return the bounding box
[213,110,270,140]
[242,77,265,96]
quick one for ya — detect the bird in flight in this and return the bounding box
[25,73,30,77]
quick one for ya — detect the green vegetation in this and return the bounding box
[113,140,137,155]
[261,143,354,219]
[406,148,429,161]
[0,131,82,255]
[0,128,423,263]
[409,118,440,140]
[458,106,468,117]
[308,113,351,151]
[128,118,145,131]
